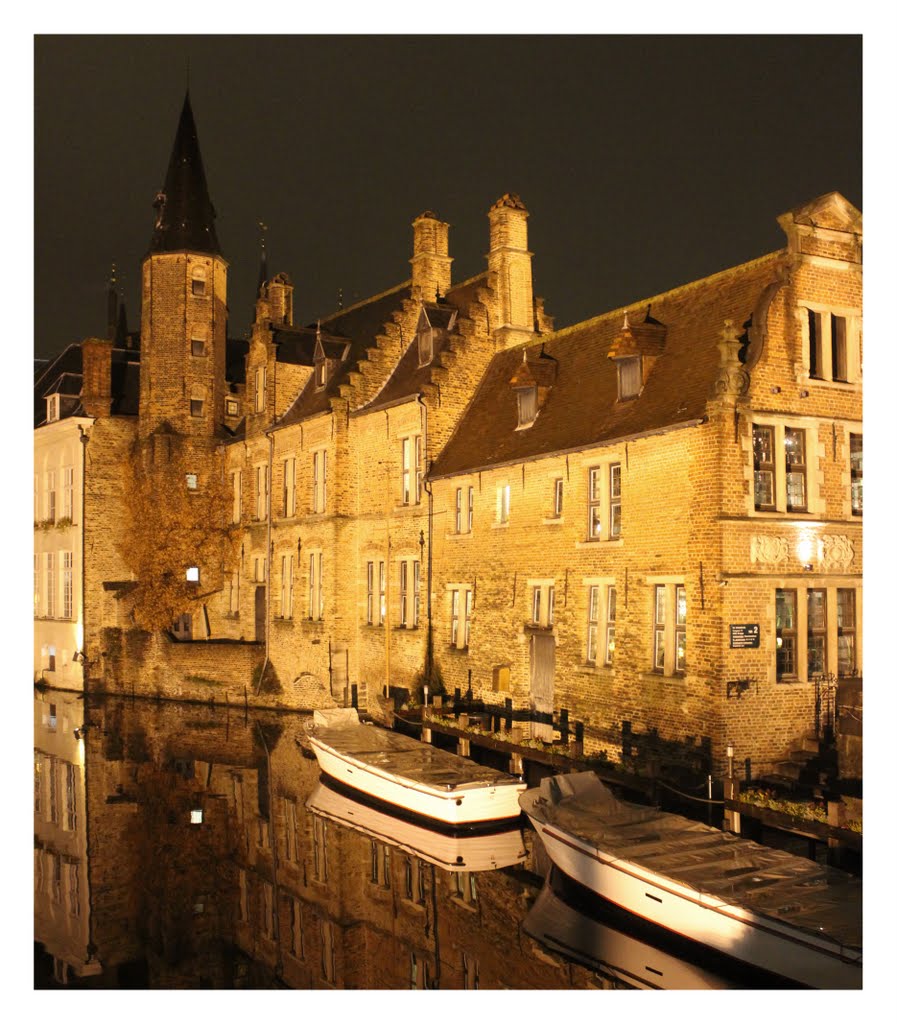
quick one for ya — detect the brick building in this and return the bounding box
[34,93,862,775]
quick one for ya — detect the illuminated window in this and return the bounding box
[652,583,686,675]
[752,425,776,510]
[784,428,807,512]
[226,398,239,417]
[401,436,422,505]
[752,421,817,514]
[450,587,472,649]
[588,463,622,540]
[190,809,203,825]
[186,473,198,490]
[186,566,200,583]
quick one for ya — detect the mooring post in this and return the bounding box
[351,683,358,709]
[458,713,470,757]
[559,708,569,747]
[504,698,513,732]
[572,721,584,758]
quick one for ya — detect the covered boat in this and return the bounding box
[306,780,527,872]
[519,771,862,989]
[306,708,526,828]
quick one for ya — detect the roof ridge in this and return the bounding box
[320,279,411,323]
[545,250,785,345]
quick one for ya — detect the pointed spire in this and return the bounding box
[106,263,118,341]
[115,302,129,348]
[149,91,222,256]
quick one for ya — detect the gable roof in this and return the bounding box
[432,250,784,479]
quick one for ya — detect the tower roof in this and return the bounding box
[149,92,222,256]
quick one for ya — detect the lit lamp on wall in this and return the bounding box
[796,536,816,571]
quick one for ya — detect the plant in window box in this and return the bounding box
[54,516,73,530]
[37,519,55,531]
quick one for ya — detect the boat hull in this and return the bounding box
[527,813,861,990]
[309,734,525,828]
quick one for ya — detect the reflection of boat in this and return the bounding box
[519,772,862,990]
[307,708,526,829]
[524,869,798,990]
[306,780,527,872]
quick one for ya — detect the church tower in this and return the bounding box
[139,92,228,453]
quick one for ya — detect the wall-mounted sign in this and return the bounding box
[730,624,760,649]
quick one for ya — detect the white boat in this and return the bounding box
[307,708,526,828]
[306,780,527,872]
[519,771,862,989]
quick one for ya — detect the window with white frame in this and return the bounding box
[283,456,296,517]
[315,357,327,389]
[46,553,56,618]
[46,394,60,422]
[776,585,861,683]
[531,582,554,628]
[232,470,242,523]
[553,478,564,517]
[849,434,862,516]
[449,586,472,649]
[467,486,474,532]
[585,584,616,666]
[652,582,686,675]
[255,464,268,520]
[401,436,423,505]
[312,450,328,513]
[378,561,386,624]
[253,556,267,583]
[254,366,266,413]
[185,472,198,490]
[226,397,239,417]
[453,870,477,904]
[455,488,463,533]
[587,463,622,540]
[496,484,510,524]
[516,386,537,428]
[61,552,73,619]
[399,560,421,628]
[308,552,324,620]
[63,762,77,831]
[803,306,860,384]
[616,357,642,400]
[62,467,74,520]
[280,554,294,618]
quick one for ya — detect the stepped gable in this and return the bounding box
[359,300,459,414]
[275,282,412,426]
[431,251,784,479]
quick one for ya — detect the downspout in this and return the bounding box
[256,428,274,695]
[417,394,433,685]
[78,425,89,692]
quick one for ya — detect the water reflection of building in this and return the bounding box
[38,694,656,988]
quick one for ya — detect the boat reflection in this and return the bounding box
[524,869,805,990]
[306,779,527,872]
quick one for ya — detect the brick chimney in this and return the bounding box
[81,337,113,417]
[488,193,534,346]
[410,211,452,302]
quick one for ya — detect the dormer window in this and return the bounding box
[418,327,434,367]
[46,394,60,423]
[516,387,537,428]
[315,358,327,389]
[617,357,642,400]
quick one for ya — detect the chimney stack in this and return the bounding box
[81,337,113,418]
[488,193,535,345]
[410,211,452,303]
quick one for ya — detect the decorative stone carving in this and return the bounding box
[818,534,855,568]
[750,535,789,565]
[713,319,751,397]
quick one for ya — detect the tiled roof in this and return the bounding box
[275,282,412,427]
[33,344,140,427]
[432,251,784,479]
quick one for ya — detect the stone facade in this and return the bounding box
[34,94,862,778]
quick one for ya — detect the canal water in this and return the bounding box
[33,689,810,990]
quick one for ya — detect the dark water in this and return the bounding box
[32,689,813,990]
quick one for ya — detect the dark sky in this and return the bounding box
[34,35,862,360]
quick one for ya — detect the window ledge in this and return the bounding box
[575,538,623,549]
[449,897,478,913]
[447,645,470,656]
[748,509,821,520]
[803,378,861,392]
[492,521,509,529]
[542,516,564,525]
[393,503,423,515]
[445,531,472,540]
[578,663,614,674]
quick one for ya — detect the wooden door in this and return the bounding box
[530,633,555,742]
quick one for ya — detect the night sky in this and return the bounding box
[34,35,862,361]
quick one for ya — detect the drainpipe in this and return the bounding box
[78,425,89,692]
[256,428,274,695]
[417,394,433,685]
